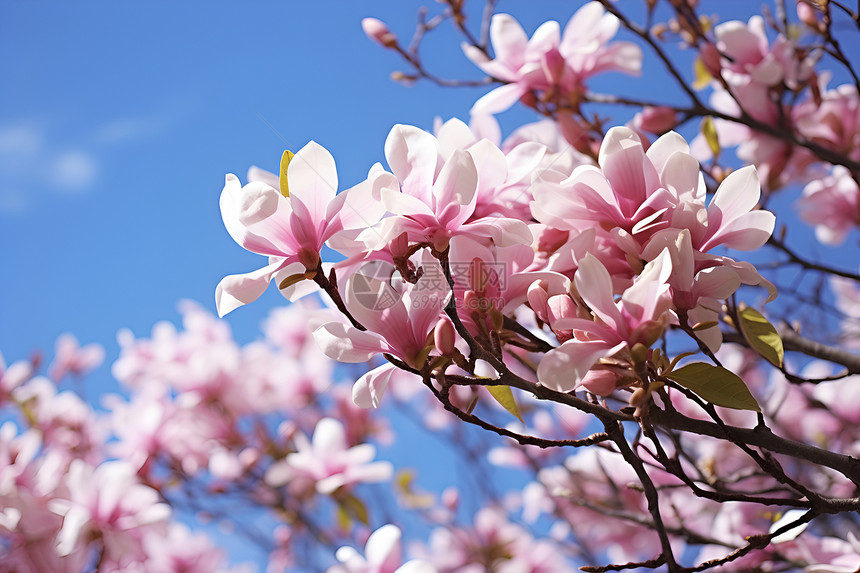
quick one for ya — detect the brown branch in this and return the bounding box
[603,418,680,571]
[650,408,860,489]
[581,555,666,573]
[778,322,860,374]
[766,236,860,281]
[427,369,610,449]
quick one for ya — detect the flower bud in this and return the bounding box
[630,342,650,365]
[463,290,480,313]
[633,106,677,134]
[361,18,398,48]
[699,43,723,77]
[442,487,459,511]
[434,316,457,356]
[797,1,820,30]
[580,369,620,396]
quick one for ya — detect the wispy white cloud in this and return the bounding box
[0,104,182,214]
[50,151,99,192]
[93,115,170,145]
[0,122,99,212]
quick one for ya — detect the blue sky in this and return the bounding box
[0,1,586,373]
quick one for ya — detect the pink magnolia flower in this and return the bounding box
[51,459,171,561]
[538,249,673,393]
[47,334,105,382]
[141,523,239,573]
[631,106,678,135]
[0,352,31,404]
[13,378,105,464]
[216,141,390,316]
[314,251,451,408]
[704,16,812,89]
[796,166,860,244]
[794,83,860,161]
[328,524,436,573]
[464,3,641,114]
[831,273,860,349]
[264,417,392,496]
[371,124,533,252]
[530,127,685,241]
[693,17,821,190]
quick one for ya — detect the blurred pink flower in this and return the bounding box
[464,3,641,114]
[264,417,392,496]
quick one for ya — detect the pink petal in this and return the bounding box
[288,141,338,224]
[489,14,528,68]
[537,340,615,392]
[365,524,403,568]
[574,254,624,331]
[220,175,296,256]
[215,259,285,317]
[471,83,528,115]
[432,149,478,216]
[353,363,398,408]
[384,125,438,204]
[313,322,389,363]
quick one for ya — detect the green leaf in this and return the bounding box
[279,150,295,197]
[737,304,784,368]
[335,504,352,531]
[692,320,719,332]
[338,493,369,526]
[666,362,761,412]
[701,116,721,159]
[485,384,524,423]
[667,350,698,373]
[693,57,713,90]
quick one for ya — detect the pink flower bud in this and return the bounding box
[699,43,723,77]
[362,18,398,48]
[527,280,550,321]
[580,369,621,396]
[442,487,459,511]
[434,316,457,356]
[634,106,677,134]
[797,1,820,29]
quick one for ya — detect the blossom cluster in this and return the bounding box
[6,1,860,572]
[218,117,775,403]
[692,14,860,241]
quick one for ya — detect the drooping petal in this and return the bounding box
[471,83,528,115]
[538,340,616,392]
[313,322,389,363]
[353,362,399,408]
[215,259,286,317]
